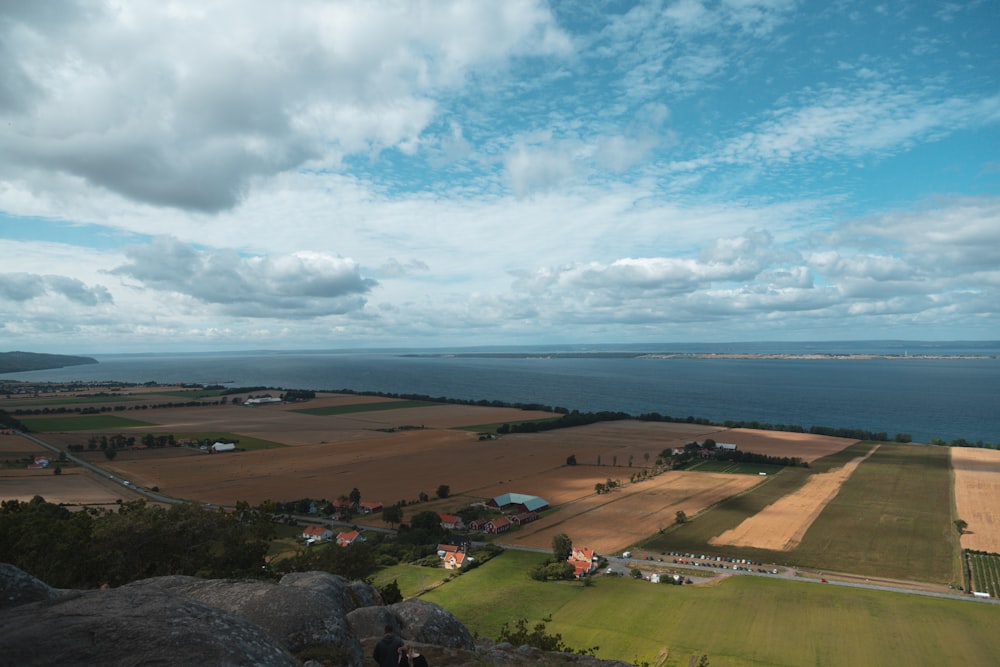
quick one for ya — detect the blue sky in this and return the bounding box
[1,0,998,353]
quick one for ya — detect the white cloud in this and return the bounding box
[108,237,375,318]
[0,0,569,212]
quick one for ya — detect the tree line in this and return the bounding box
[0,497,273,588]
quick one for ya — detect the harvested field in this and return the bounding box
[0,433,46,456]
[71,397,557,447]
[953,447,1000,553]
[714,428,856,463]
[0,467,142,507]
[710,444,879,551]
[55,418,727,507]
[498,470,762,555]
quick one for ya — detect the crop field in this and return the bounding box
[292,400,443,416]
[710,444,879,551]
[683,460,785,475]
[952,447,1000,553]
[966,551,1000,598]
[0,466,142,506]
[423,549,1000,666]
[640,443,957,583]
[19,415,154,432]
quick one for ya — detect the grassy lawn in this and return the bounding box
[21,415,155,432]
[423,550,1000,666]
[292,400,442,416]
[371,563,451,599]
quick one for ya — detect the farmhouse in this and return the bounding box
[27,456,51,469]
[210,442,236,453]
[567,546,598,578]
[484,516,512,534]
[487,493,549,513]
[509,511,539,526]
[439,513,465,530]
[243,396,282,406]
[444,551,470,570]
[336,530,365,547]
[358,501,383,514]
[301,525,332,543]
[437,543,460,558]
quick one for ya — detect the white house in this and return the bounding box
[302,525,333,543]
[244,396,282,406]
[210,442,236,453]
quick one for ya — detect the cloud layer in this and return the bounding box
[0,0,997,351]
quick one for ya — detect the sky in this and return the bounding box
[1,0,998,354]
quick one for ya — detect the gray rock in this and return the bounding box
[0,563,63,609]
[345,604,399,639]
[0,586,298,667]
[391,598,475,649]
[129,575,363,663]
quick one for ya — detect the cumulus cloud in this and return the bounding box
[0,0,569,212]
[108,237,375,318]
[0,273,112,306]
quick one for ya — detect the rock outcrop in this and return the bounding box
[0,562,62,609]
[0,564,635,667]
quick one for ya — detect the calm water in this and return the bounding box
[5,343,999,444]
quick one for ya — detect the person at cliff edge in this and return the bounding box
[373,624,404,667]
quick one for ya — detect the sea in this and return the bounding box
[4,341,999,445]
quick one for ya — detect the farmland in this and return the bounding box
[423,549,1000,666]
[3,385,999,665]
[966,551,1000,598]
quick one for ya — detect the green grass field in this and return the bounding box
[153,389,227,398]
[422,550,1000,666]
[454,417,562,432]
[292,400,441,416]
[371,563,451,598]
[174,432,285,451]
[21,415,155,432]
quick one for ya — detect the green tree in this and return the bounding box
[675,510,687,524]
[382,504,403,527]
[497,618,598,656]
[566,454,577,465]
[955,518,968,535]
[104,448,117,461]
[379,578,403,604]
[552,533,572,562]
[349,487,361,506]
[436,484,450,499]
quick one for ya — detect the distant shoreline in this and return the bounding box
[403,352,997,360]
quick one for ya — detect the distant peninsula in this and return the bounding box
[402,351,996,360]
[0,351,98,374]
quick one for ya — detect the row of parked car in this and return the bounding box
[656,551,780,574]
